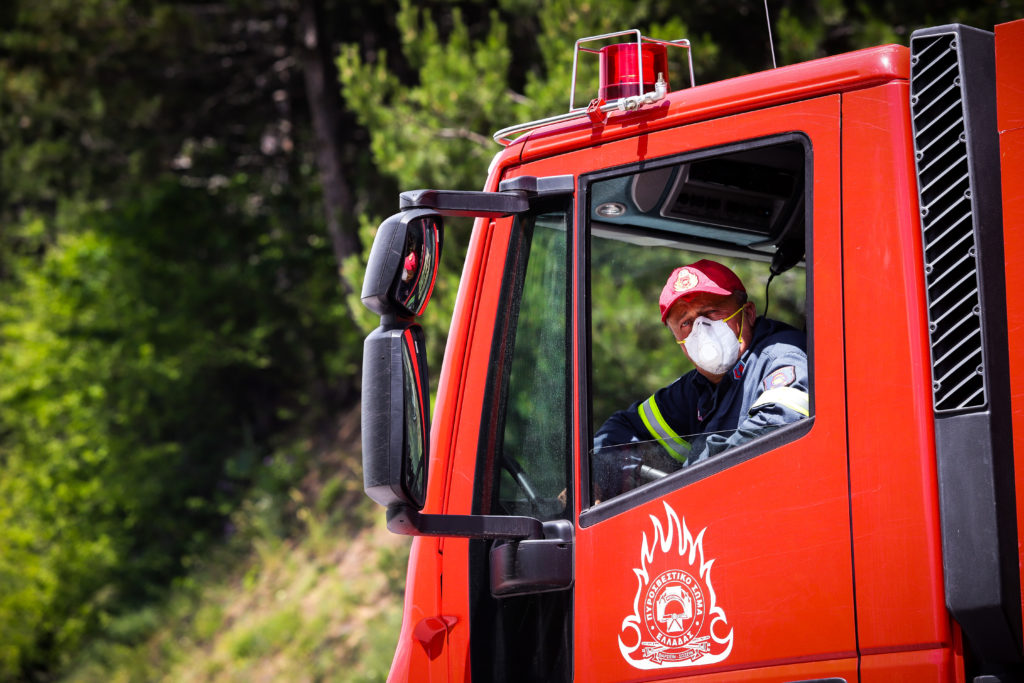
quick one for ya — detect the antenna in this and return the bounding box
[764,0,778,68]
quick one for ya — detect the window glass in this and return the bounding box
[483,209,570,522]
[587,139,811,505]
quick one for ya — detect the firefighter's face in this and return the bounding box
[666,292,755,359]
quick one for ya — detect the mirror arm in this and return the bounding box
[378,312,413,327]
[386,504,545,540]
[400,190,529,218]
[400,175,574,218]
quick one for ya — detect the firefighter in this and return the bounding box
[592,259,809,499]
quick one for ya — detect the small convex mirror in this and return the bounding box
[362,209,444,318]
[362,323,430,510]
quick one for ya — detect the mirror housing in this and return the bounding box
[362,323,430,510]
[362,209,443,318]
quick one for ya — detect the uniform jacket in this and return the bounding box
[593,317,809,466]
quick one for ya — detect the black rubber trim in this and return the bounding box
[400,188,529,217]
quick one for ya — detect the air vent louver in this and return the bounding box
[910,32,986,413]
[909,24,1019,667]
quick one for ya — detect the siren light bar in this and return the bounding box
[493,29,694,146]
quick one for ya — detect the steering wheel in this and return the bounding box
[501,456,541,509]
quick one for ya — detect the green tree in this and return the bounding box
[0,0,372,674]
[0,179,349,674]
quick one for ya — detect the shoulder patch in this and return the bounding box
[762,365,796,392]
[732,359,746,380]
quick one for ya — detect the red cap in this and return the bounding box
[659,260,745,323]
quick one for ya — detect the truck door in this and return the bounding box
[571,97,856,681]
[463,96,852,681]
[466,198,576,682]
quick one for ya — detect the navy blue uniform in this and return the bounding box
[593,318,809,475]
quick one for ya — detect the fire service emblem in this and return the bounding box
[618,502,733,669]
[673,268,699,292]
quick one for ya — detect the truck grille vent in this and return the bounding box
[910,32,986,413]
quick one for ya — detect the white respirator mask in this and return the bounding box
[680,307,745,376]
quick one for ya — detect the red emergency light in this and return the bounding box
[493,29,694,145]
[599,42,670,100]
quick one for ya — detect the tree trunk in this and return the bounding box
[297,0,360,290]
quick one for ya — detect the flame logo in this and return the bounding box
[618,501,734,669]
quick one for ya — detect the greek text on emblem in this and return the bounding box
[619,502,733,669]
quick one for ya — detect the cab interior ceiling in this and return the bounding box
[589,141,806,266]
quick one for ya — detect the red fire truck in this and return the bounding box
[360,18,1024,682]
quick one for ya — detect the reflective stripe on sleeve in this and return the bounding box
[750,386,810,417]
[638,395,691,463]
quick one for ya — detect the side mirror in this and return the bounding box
[361,209,443,318]
[362,323,429,509]
[357,186,573,579]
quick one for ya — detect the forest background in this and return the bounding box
[1,0,1021,680]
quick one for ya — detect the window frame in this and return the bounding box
[577,132,816,527]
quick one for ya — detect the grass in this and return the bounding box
[57,418,412,683]
[62,508,410,683]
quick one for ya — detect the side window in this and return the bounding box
[476,207,571,522]
[586,137,812,507]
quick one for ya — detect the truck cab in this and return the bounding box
[360,20,1024,682]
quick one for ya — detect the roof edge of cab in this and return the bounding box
[514,44,909,164]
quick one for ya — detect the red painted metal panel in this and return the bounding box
[428,216,495,518]
[996,17,1024,654]
[1006,120,1024,675]
[996,19,1024,134]
[841,83,952,660]
[436,213,517,683]
[616,655,859,682]
[860,647,957,682]
[564,96,854,681]
[517,45,908,165]
[387,536,445,682]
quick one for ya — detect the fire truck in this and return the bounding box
[360,18,1024,682]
